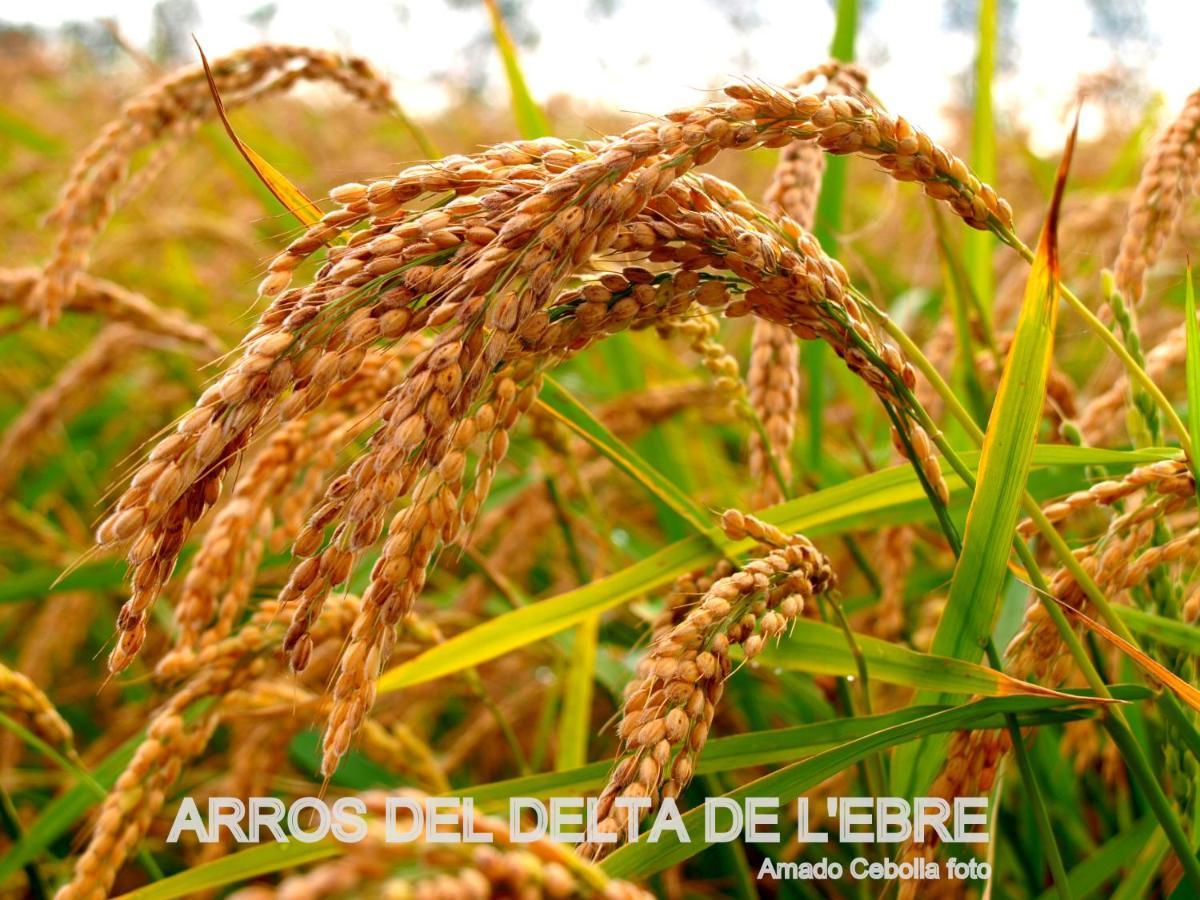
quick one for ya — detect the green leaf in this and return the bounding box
[1115,828,1170,900]
[376,444,1168,694]
[113,842,341,900]
[483,0,550,139]
[929,135,1068,667]
[456,691,1143,810]
[1185,264,1200,507]
[1117,604,1200,655]
[967,0,998,323]
[806,0,858,470]
[600,691,1128,880]
[0,734,140,884]
[0,559,126,605]
[755,620,1086,698]
[0,702,211,886]
[1035,816,1157,900]
[557,613,599,770]
[930,201,992,423]
[0,105,62,156]
[895,118,1076,797]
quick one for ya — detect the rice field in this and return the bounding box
[1,3,1200,898]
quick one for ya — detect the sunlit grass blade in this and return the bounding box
[460,692,1144,809]
[756,621,1110,700]
[195,38,321,227]
[805,0,858,471]
[114,842,341,900]
[1185,263,1200,504]
[556,612,599,770]
[927,112,1073,666]
[967,0,997,324]
[483,0,550,139]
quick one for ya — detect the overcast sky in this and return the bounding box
[7,1,1198,153]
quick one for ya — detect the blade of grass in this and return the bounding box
[850,145,1200,891]
[968,0,998,326]
[1116,605,1200,655]
[0,711,165,882]
[0,783,47,899]
[804,0,858,472]
[886,320,1200,892]
[556,612,599,770]
[930,201,993,424]
[0,104,62,156]
[755,620,1100,700]
[1034,817,1157,900]
[483,0,549,139]
[895,117,1074,795]
[931,109,1070,662]
[114,842,341,900]
[538,376,714,540]
[458,689,1148,809]
[1184,264,1200,504]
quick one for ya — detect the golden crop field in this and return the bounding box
[1,2,1199,898]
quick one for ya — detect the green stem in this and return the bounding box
[739,396,792,501]
[825,593,887,798]
[463,669,530,776]
[986,639,1073,900]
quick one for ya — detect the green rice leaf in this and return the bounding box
[967,0,998,323]
[895,115,1076,797]
[0,701,212,886]
[483,0,550,139]
[928,123,1069,666]
[114,842,340,900]
[1117,604,1200,655]
[556,613,600,770]
[755,620,1090,698]
[1184,264,1200,506]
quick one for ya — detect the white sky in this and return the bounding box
[7,0,1200,152]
